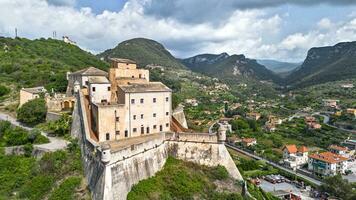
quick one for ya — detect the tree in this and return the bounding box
[17,98,47,126]
[320,174,356,200]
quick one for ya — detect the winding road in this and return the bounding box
[0,112,68,151]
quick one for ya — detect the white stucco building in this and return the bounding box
[308,151,348,176]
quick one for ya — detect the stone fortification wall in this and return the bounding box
[108,142,168,200]
[172,106,188,129]
[72,92,106,200]
[73,91,243,200]
[165,132,242,180]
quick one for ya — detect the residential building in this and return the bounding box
[308,152,348,176]
[322,99,339,108]
[246,112,261,120]
[304,116,321,129]
[72,58,172,142]
[19,86,47,107]
[241,138,257,147]
[328,145,354,158]
[62,36,76,45]
[346,108,356,117]
[341,83,354,89]
[66,67,108,96]
[282,145,308,170]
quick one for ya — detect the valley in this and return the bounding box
[0,36,355,200]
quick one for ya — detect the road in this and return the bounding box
[225,143,322,186]
[0,112,68,151]
[313,112,356,133]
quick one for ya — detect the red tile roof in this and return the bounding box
[309,151,348,164]
[329,145,348,151]
[284,145,298,154]
[242,138,256,143]
[298,146,308,153]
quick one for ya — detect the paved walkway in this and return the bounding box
[0,112,68,151]
[225,143,322,186]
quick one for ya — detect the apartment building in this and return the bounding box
[308,152,348,176]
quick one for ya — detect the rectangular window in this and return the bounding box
[160,125,163,131]
[108,87,111,91]
[139,74,142,78]
[153,113,156,117]
[140,98,144,103]
[153,98,156,103]
[141,114,144,119]
[133,128,137,133]
[92,87,96,92]
[166,112,169,116]
[131,99,135,104]
[141,127,144,134]
[146,127,150,134]
[106,133,110,141]
[133,115,136,120]
[115,117,120,122]
[153,125,157,129]
[115,131,120,135]
[166,123,169,127]
[125,130,128,137]
[85,81,89,86]
[166,97,169,102]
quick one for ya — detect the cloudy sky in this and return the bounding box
[1,0,356,62]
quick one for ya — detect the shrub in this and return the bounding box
[17,98,47,126]
[210,165,229,180]
[23,143,33,157]
[49,176,82,200]
[4,126,29,146]
[0,85,10,97]
[19,175,55,200]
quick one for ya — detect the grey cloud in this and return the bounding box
[144,0,356,24]
[46,0,75,6]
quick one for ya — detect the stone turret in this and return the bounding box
[101,144,111,163]
[218,125,227,143]
[73,81,80,93]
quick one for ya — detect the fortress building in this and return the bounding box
[70,58,243,200]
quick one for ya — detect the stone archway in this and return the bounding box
[63,101,70,109]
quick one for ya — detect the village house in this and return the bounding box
[185,98,198,106]
[341,83,354,89]
[246,112,261,120]
[322,99,339,108]
[282,145,308,170]
[241,138,257,147]
[265,123,276,132]
[346,108,356,118]
[304,116,321,130]
[328,145,354,158]
[68,58,172,142]
[308,151,348,176]
[62,36,76,45]
[19,86,47,107]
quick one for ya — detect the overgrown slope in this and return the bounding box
[98,38,185,69]
[286,41,356,88]
[0,37,108,91]
[181,53,282,84]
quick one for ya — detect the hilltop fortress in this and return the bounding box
[69,58,242,200]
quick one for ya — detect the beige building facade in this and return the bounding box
[19,86,47,107]
[73,58,172,142]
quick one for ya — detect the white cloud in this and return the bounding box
[0,0,356,62]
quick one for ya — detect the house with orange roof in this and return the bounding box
[241,138,257,147]
[329,145,351,158]
[308,151,349,176]
[283,145,309,170]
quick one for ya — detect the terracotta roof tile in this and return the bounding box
[284,144,298,154]
[309,151,348,164]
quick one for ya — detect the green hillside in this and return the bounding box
[181,53,282,84]
[98,38,185,69]
[286,41,356,88]
[0,37,108,92]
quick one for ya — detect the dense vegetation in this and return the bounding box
[320,175,356,200]
[286,41,356,88]
[128,156,242,200]
[0,120,49,147]
[98,38,185,69]
[0,37,107,92]
[0,140,87,200]
[17,98,47,126]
